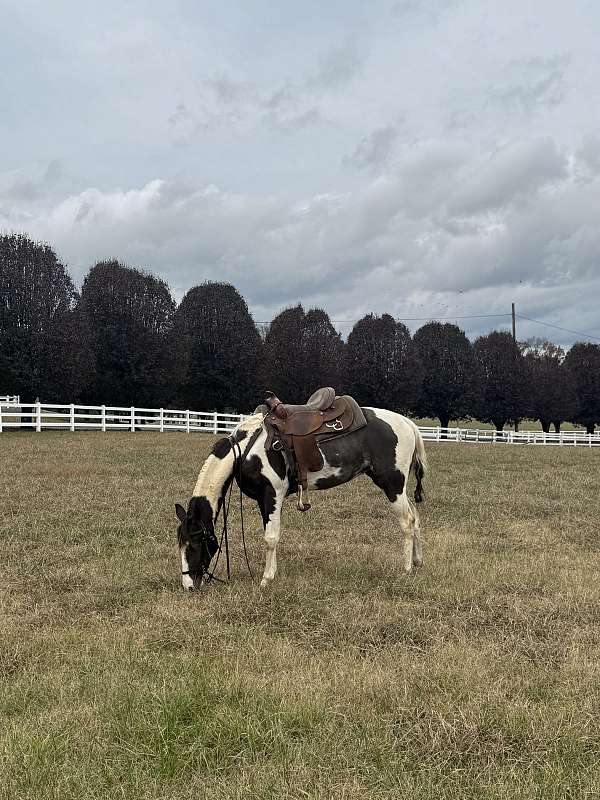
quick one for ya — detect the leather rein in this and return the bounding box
[184,426,262,587]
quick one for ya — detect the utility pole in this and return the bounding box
[512,302,518,433]
[512,302,516,343]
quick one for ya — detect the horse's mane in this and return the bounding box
[192,413,264,503]
[233,413,263,434]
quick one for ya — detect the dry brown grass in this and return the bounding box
[1,431,600,799]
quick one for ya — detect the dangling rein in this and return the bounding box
[201,426,262,586]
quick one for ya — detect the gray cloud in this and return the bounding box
[576,134,600,176]
[307,39,364,90]
[3,1,600,345]
[449,138,568,215]
[344,125,401,171]
[487,55,569,115]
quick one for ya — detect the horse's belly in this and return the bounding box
[307,451,365,490]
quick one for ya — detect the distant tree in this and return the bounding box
[413,322,479,429]
[79,260,175,406]
[473,331,528,431]
[261,305,344,401]
[260,306,305,400]
[0,232,89,401]
[170,282,261,412]
[563,342,600,434]
[522,338,577,432]
[345,313,422,411]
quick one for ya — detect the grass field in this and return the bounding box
[2,431,600,799]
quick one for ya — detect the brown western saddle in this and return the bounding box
[257,387,367,511]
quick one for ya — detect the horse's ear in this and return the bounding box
[175,503,187,523]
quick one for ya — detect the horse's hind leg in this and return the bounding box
[367,468,418,573]
[393,494,417,573]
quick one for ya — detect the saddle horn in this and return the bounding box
[264,391,288,420]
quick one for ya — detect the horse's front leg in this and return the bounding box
[259,486,285,588]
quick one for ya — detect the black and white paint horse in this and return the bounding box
[175,408,427,590]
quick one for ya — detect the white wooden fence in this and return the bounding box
[417,425,600,447]
[0,403,243,434]
[0,401,599,446]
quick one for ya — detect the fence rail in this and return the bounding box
[0,403,243,434]
[0,403,599,446]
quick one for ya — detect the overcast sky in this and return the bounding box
[2,0,600,344]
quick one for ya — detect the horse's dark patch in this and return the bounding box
[259,483,277,526]
[177,495,219,581]
[211,429,248,459]
[237,454,268,499]
[231,428,248,444]
[266,447,286,480]
[414,460,425,503]
[353,409,407,501]
[188,496,213,527]
[211,438,232,459]
[367,467,406,502]
[233,453,279,523]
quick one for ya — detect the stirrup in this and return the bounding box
[297,485,311,512]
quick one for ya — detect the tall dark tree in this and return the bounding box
[79,260,175,406]
[413,322,479,429]
[171,282,261,412]
[261,305,344,401]
[563,342,600,434]
[0,232,90,401]
[473,331,528,430]
[522,338,577,432]
[345,313,422,411]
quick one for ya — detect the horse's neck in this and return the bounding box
[192,448,235,511]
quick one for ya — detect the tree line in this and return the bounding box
[2,232,600,432]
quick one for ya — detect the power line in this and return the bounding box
[516,314,600,343]
[254,309,599,342]
[254,312,511,325]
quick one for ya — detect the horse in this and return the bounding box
[175,407,427,590]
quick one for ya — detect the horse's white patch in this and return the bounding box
[365,408,417,477]
[261,490,285,587]
[193,450,234,507]
[180,548,194,590]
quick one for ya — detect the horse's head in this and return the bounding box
[175,500,219,590]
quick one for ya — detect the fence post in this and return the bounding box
[159,408,164,433]
[131,407,135,432]
[101,405,106,432]
[212,411,218,435]
[0,405,3,433]
[186,409,190,433]
[36,401,42,432]
[70,404,75,432]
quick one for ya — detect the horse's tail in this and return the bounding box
[410,423,427,504]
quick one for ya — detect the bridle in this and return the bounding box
[181,425,262,587]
